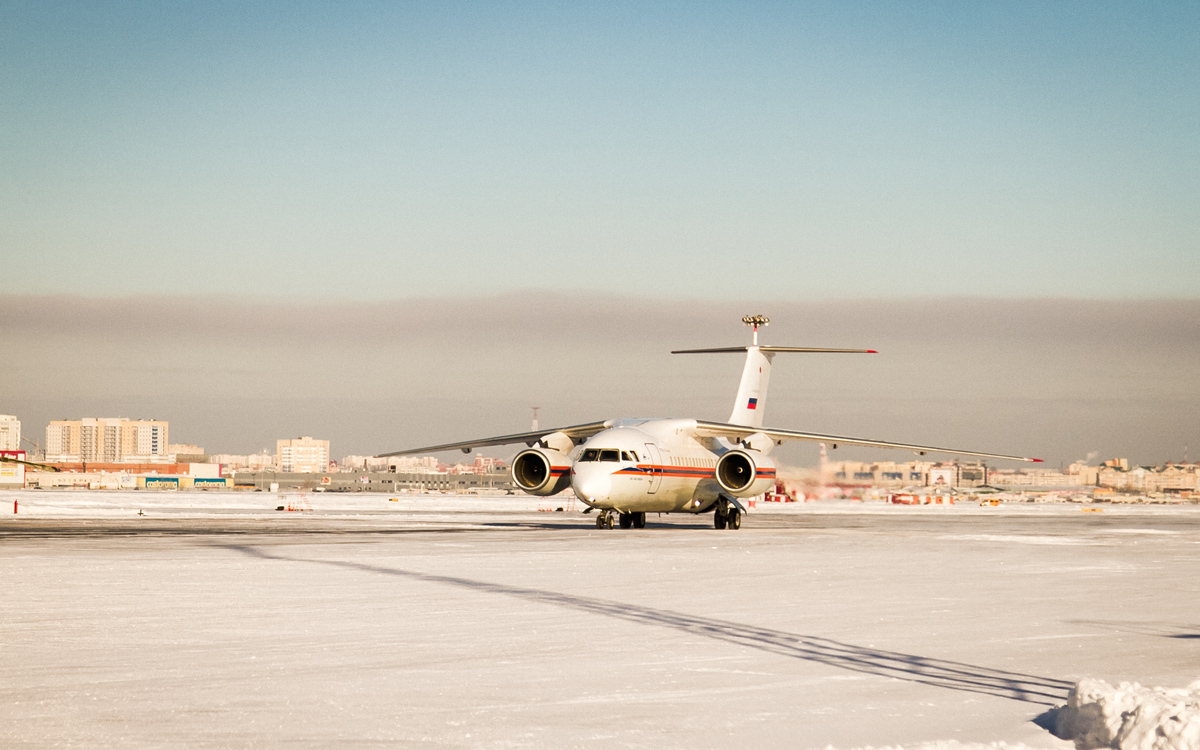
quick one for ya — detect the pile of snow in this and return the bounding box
[835,743,1043,749]
[1044,679,1200,749]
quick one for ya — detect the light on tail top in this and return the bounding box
[743,314,769,346]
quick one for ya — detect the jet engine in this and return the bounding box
[715,449,776,498]
[511,448,573,496]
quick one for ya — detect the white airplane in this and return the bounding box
[378,315,1041,530]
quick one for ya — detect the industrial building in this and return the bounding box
[231,469,515,494]
[1,450,26,488]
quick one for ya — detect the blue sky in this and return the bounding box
[3,1,1197,299]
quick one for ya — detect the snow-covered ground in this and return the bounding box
[2,487,573,516]
[2,491,1198,748]
[5,488,1195,519]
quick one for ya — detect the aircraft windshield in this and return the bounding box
[578,448,631,462]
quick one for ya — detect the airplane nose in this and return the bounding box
[572,472,611,503]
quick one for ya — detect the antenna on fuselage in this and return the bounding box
[742,314,769,346]
[531,406,540,432]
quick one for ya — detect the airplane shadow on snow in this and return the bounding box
[224,544,1073,706]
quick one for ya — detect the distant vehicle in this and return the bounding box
[379,316,1040,530]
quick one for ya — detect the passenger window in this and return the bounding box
[599,449,619,462]
[580,449,599,462]
[620,451,632,461]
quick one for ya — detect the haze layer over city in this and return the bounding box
[2,295,1198,469]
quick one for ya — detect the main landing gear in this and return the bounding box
[714,500,742,530]
[595,511,646,529]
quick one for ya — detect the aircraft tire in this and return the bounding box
[619,512,633,529]
[714,513,727,530]
[633,512,646,529]
[604,514,614,530]
[595,515,604,529]
[728,509,742,530]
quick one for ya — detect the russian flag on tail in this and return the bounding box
[747,397,758,410]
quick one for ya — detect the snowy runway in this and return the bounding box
[2,493,1198,748]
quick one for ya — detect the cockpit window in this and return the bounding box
[630,451,639,461]
[580,448,633,462]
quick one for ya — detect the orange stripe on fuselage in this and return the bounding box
[610,465,776,479]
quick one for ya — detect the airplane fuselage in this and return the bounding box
[565,419,775,514]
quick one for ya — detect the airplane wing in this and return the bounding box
[0,455,60,471]
[693,421,1041,463]
[376,421,612,457]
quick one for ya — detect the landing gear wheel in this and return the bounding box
[604,513,614,529]
[595,515,605,529]
[633,512,646,529]
[727,509,742,530]
[714,512,727,530]
[619,512,633,529]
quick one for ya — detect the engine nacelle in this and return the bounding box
[511,448,573,496]
[715,449,777,498]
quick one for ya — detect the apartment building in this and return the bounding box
[1098,462,1199,494]
[45,418,169,463]
[210,453,276,471]
[0,415,19,451]
[276,436,329,473]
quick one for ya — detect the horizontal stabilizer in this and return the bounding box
[672,347,877,354]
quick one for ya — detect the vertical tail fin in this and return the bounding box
[729,347,774,427]
[671,314,877,428]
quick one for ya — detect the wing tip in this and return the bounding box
[1030,457,1044,463]
[867,350,878,354]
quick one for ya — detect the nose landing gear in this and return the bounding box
[595,510,646,530]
